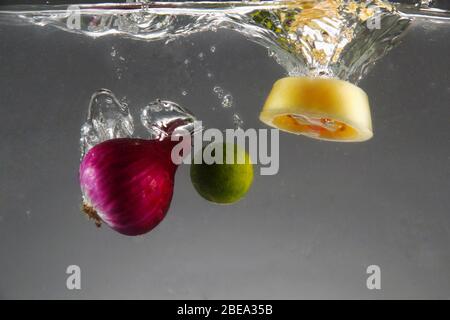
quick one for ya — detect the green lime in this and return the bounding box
[190,142,253,204]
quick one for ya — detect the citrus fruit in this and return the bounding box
[190,143,253,204]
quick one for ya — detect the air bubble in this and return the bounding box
[233,113,244,129]
[213,86,234,109]
[221,94,233,108]
[80,89,134,157]
[140,99,200,140]
[213,86,224,98]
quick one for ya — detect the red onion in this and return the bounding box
[79,138,180,236]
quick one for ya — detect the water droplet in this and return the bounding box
[207,72,213,78]
[210,46,216,53]
[233,113,243,129]
[181,90,188,96]
[213,86,224,98]
[221,94,233,108]
[116,67,123,80]
[213,86,234,108]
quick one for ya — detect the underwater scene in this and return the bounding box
[0,0,449,299]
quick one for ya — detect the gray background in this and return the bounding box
[0,16,449,299]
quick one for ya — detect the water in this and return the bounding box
[70,0,450,151]
[3,0,447,83]
[0,0,450,299]
[80,88,199,158]
[140,98,199,140]
[80,89,134,156]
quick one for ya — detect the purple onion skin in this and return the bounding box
[79,138,178,236]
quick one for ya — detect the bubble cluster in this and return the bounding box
[213,86,234,109]
[140,99,199,140]
[221,94,233,108]
[80,89,134,157]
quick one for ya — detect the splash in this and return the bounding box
[80,89,134,157]
[0,1,429,83]
[81,89,199,157]
[140,99,199,140]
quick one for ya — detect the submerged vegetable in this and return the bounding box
[190,143,253,204]
[259,77,373,142]
[79,138,179,236]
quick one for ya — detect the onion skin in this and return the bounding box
[79,138,178,236]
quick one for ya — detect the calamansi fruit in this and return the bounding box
[259,77,373,142]
[190,143,253,204]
